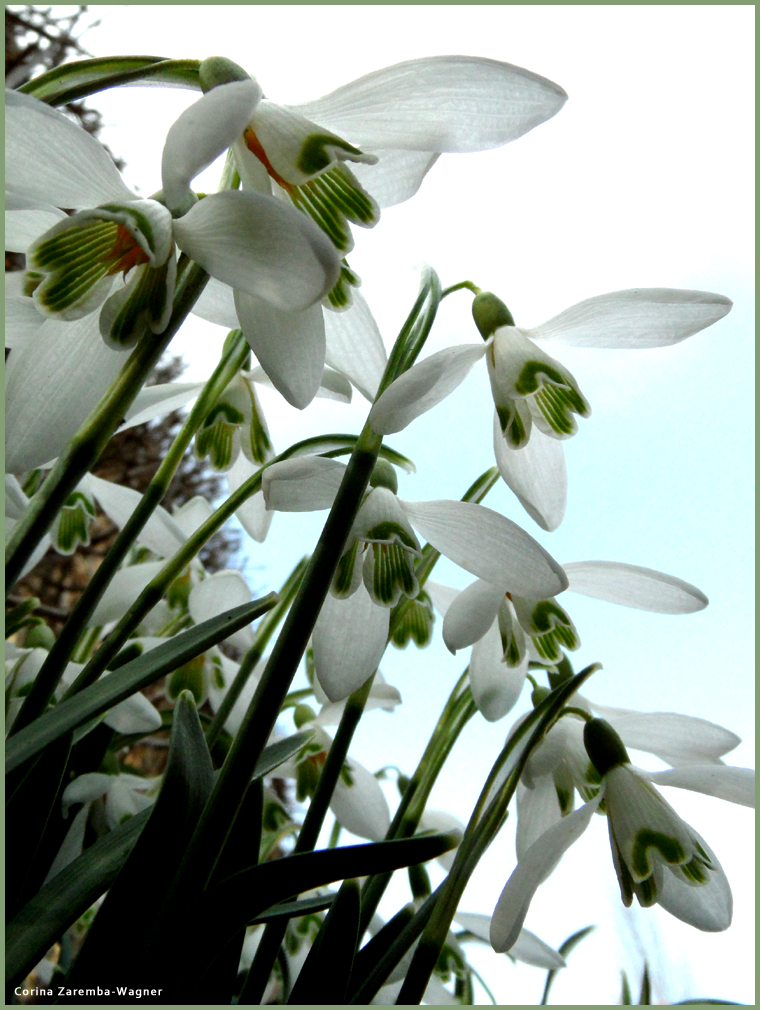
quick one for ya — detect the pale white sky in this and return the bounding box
[56,5,755,1003]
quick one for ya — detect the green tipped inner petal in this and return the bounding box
[631,828,687,878]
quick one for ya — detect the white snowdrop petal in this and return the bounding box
[516,779,563,860]
[490,796,600,952]
[103,691,162,735]
[173,189,340,312]
[350,149,440,208]
[5,313,129,474]
[235,292,325,409]
[312,584,389,702]
[442,579,505,653]
[226,454,273,544]
[171,496,215,537]
[647,766,754,808]
[330,756,391,841]
[262,457,347,512]
[493,413,567,532]
[81,474,188,559]
[296,56,567,152]
[656,829,732,932]
[188,570,256,651]
[120,381,205,431]
[89,561,166,627]
[62,772,114,811]
[369,344,485,435]
[527,289,732,349]
[401,499,568,599]
[5,294,44,349]
[470,621,528,722]
[161,79,262,212]
[5,207,67,252]
[324,290,387,401]
[508,927,566,969]
[424,580,463,619]
[563,561,708,613]
[191,275,240,329]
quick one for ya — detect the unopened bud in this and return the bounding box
[472,292,515,340]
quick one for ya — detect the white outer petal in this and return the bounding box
[646,766,754,808]
[312,583,389,702]
[172,496,215,537]
[226,454,273,543]
[173,190,340,311]
[188,570,256,651]
[563,561,708,613]
[369,344,485,435]
[351,149,440,208]
[442,579,504,652]
[656,828,732,932]
[425,580,463,619]
[161,79,262,212]
[401,499,568,599]
[191,275,240,329]
[527,289,733,349]
[586,702,741,766]
[490,795,601,952]
[5,206,67,252]
[420,810,465,871]
[314,682,402,726]
[330,756,391,841]
[5,291,44,349]
[89,561,165,627]
[263,457,347,512]
[62,772,114,811]
[516,778,563,860]
[470,620,528,722]
[81,474,188,559]
[295,56,567,152]
[324,290,387,400]
[103,690,162,735]
[6,88,135,208]
[234,293,325,408]
[5,313,130,474]
[120,381,205,430]
[493,414,567,532]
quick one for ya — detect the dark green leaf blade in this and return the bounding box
[287,878,361,1004]
[6,595,277,773]
[19,56,201,105]
[541,924,595,1005]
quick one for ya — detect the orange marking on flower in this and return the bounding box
[243,126,294,193]
[105,224,150,276]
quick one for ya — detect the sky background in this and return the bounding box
[50,5,755,1003]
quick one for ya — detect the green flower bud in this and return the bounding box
[23,620,56,650]
[294,703,317,728]
[531,685,551,707]
[584,718,630,776]
[369,458,399,494]
[199,56,252,92]
[472,291,515,340]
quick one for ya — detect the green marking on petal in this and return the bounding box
[679,856,710,884]
[391,590,434,649]
[365,541,419,607]
[195,402,245,471]
[298,133,368,177]
[167,652,206,704]
[631,829,687,878]
[634,872,658,908]
[325,259,361,311]
[332,539,360,597]
[513,359,590,438]
[51,490,96,555]
[362,520,419,553]
[289,163,378,254]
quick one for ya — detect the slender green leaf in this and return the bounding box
[347,902,415,1001]
[250,893,335,925]
[288,879,361,1004]
[6,596,277,773]
[541,925,595,1005]
[252,731,314,780]
[19,56,201,105]
[65,692,215,987]
[639,963,652,1004]
[5,808,149,985]
[5,597,41,638]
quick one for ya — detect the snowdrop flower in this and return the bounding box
[428,560,708,721]
[370,288,732,531]
[261,455,568,701]
[189,54,567,408]
[490,718,753,952]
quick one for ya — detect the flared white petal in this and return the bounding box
[351,149,440,208]
[89,561,165,627]
[5,293,44,349]
[470,620,528,722]
[234,293,325,408]
[226,453,274,543]
[296,56,567,153]
[173,189,341,311]
[563,561,708,613]
[442,579,504,653]
[5,206,67,252]
[330,755,391,841]
[655,829,732,931]
[369,343,485,435]
[324,289,387,400]
[119,380,205,430]
[314,681,402,726]
[172,496,215,537]
[188,569,256,651]
[103,690,162,735]
[527,289,733,349]
[263,456,346,512]
[5,313,130,474]
[62,772,114,811]
[585,702,741,766]
[401,499,568,599]
[516,778,563,860]
[493,414,567,532]
[191,275,240,329]
[103,776,156,830]
[6,89,135,208]
[490,795,601,952]
[312,583,389,701]
[424,580,462,618]
[161,79,262,213]
[420,810,465,871]
[80,473,188,559]
[453,912,567,969]
[647,765,754,808]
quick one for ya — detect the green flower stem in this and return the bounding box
[240,674,375,1005]
[357,672,475,936]
[441,280,482,299]
[398,664,601,1004]
[205,557,308,750]
[5,257,209,590]
[10,331,250,737]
